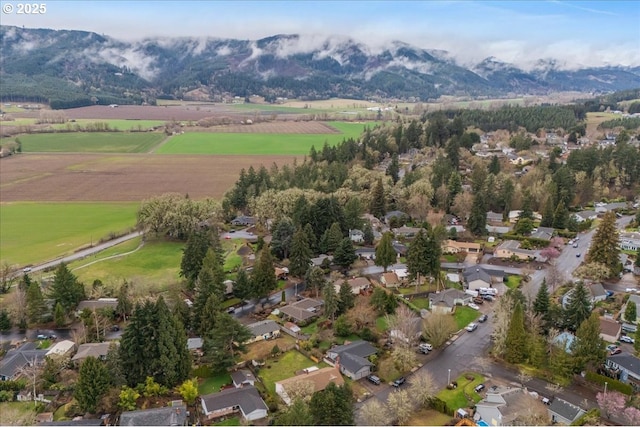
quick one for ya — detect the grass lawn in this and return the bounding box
[17,132,166,153]
[0,202,138,265]
[410,297,430,310]
[504,275,522,290]
[53,403,70,421]
[258,350,322,394]
[214,417,241,426]
[398,283,437,294]
[376,316,388,333]
[436,372,485,410]
[198,373,232,395]
[443,254,458,262]
[454,306,479,330]
[0,402,38,426]
[408,409,454,426]
[70,239,183,296]
[156,121,371,155]
[301,320,319,335]
[51,119,165,131]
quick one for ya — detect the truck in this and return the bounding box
[478,287,498,296]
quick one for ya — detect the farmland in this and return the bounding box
[156,121,373,155]
[17,132,166,153]
[0,202,138,266]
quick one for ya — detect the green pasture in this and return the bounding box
[70,238,183,295]
[51,119,165,131]
[0,202,138,266]
[17,132,166,153]
[156,121,373,155]
[0,118,38,126]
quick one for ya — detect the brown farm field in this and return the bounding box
[0,153,296,202]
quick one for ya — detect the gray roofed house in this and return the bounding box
[384,210,408,225]
[72,342,116,362]
[230,369,256,388]
[325,340,377,380]
[311,254,333,266]
[547,398,585,425]
[606,353,640,388]
[573,211,598,223]
[119,402,187,426]
[474,387,545,426]
[486,224,512,234]
[562,283,607,309]
[355,248,376,260]
[76,298,118,315]
[463,268,492,290]
[595,202,628,213]
[246,320,280,343]
[428,288,472,313]
[200,385,268,422]
[279,298,324,324]
[0,342,48,381]
[349,229,364,243]
[486,211,504,224]
[231,215,257,226]
[531,226,554,241]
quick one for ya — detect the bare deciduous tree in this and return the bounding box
[386,305,420,348]
[408,371,436,408]
[491,293,516,357]
[284,379,315,402]
[359,398,391,426]
[391,346,417,373]
[517,371,532,388]
[422,313,457,348]
[387,389,413,426]
[545,263,565,293]
[346,297,376,330]
[0,261,17,294]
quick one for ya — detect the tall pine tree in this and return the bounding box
[504,302,527,363]
[49,263,85,315]
[252,248,277,303]
[180,230,211,289]
[571,312,606,372]
[204,312,252,372]
[370,178,386,219]
[74,356,111,413]
[564,282,592,331]
[290,229,312,278]
[26,281,46,325]
[587,211,621,276]
[468,191,487,236]
[375,232,396,272]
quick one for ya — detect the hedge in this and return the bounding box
[0,379,27,391]
[584,371,633,395]
[428,396,452,416]
[501,233,550,248]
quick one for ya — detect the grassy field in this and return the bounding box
[51,119,166,131]
[156,121,372,155]
[258,350,321,394]
[437,372,484,410]
[454,306,479,330]
[0,202,138,266]
[17,132,166,153]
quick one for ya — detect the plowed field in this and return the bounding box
[0,153,295,201]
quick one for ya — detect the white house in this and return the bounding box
[349,229,364,243]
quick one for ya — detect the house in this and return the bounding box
[349,229,364,243]
[552,331,577,354]
[72,342,117,362]
[381,272,401,288]
[595,202,628,214]
[486,225,512,235]
[393,268,409,281]
[45,340,75,360]
[275,366,344,405]
[333,277,370,295]
[223,280,234,296]
[200,386,268,422]
[187,338,203,353]
[393,242,408,257]
[325,340,377,380]
[0,342,48,381]
[573,211,598,223]
[230,369,256,388]
[393,226,422,238]
[355,248,376,260]
[622,294,640,323]
[463,268,491,290]
[619,232,640,252]
[384,210,409,225]
[605,353,640,390]
[76,298,118,316]
[441,240,482,254]
[279,298,323,324]
[562,283,607,309]
[428,288,473,313]
[474,387,546,427]
[119,401,187,426]
[246,320,280,344]
[486,211,504,224]
[494,240,537,261]
[508,210,522,223]
[531,226,554,241]
[547,398,586,425]
[39,419,104,426]
[389,317,422,344]
[231,215,257,226]
[599,318,622,343]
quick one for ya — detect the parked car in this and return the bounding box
[473,296,484,305]
[606,344,618,352]
[573,243,579,248]
[367,375,381,385]
[482,295,495,302]
[392,377,406,387]
[542,397,551,405]
[226,307,236,314]
[620,335,635,344]
[576,253,581,258]
[610,346,622,355]
[478,314,488,323]
[468,303,480,310]
[466,323,478,332]
[474,383,485,392]
[419,343,433,353]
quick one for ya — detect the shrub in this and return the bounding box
[0,390,15,402]
[428,396,451,415]
[585,372,633,395]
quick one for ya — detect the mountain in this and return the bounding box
[1,26,639,107]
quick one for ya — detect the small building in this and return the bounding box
[230,369,256,388]
[441,240,482,254]
[275,366,344,405]
[231,216,257,226]
[275,267,288,280]
[72,342,116,363]
[547,398,585,425]
[599,318,622,343]
[45,340,75,360]
[384,210,409,225]
[486,211,504,224]
[311,254,333,266]
[393,226,422,238]
[349,229,364,243]
[200,386,268,422]
[333,277,370,295]
[428,288,472,314]
[474,387,547,426]
[355,248,376,260]
[486,225,512,235]
[246,320,280,344]
[119,401,187,426]
[605,353,640,390]
[187,338,203,353]
[463,268,492,290]
[325,340,377,380]
[619,232,640,252]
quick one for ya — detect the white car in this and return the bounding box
[466,323,478,332]
[468,303,480,310]
[620,336,635,344]
[626,288,638,293]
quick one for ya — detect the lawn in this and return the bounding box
[214,417,241,426]
[0,402,38,426]
[17,132,166,153]
[407,409,454,426]
[504,275,522,290]
[410,297,430,310]
[454,306,479,330]
[156,121,371,155]
[376,316,388,333]
[51,119,165,131]
[198,373,232,395]
[436,372,485,410]
[0,202,138,265]
[301,320,319,335]
[70,239,184,295]
[258,350,322,394]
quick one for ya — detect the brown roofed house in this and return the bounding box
[275,366,344,405]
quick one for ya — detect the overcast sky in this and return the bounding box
[2,1,639,68]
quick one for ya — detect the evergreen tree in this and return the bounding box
[504,302,527,363]
[105,342,125,387]
[74,356,111,413]
[276,398,313,426]
[271,218,296,260]
[406,228,441,283]
[333,238,357,270]
[636,247,640,268]
[387,153,400,184]
[564,282,592,331]
[303,223,318,253]
[326,222,344,253]
[180,230,211,289]
[323,282,339,320]
[520,191,534,221]
[309,382,354,426]
[528,332,547,368]
[343,198,364,232]
[624,301,637,323]
[192,248,226,333]
[571,312,606,372]
[370,178,386,219]
[447,172,462,209]
[468,191,487,236]
[53,302,65,327]
[338,281,356,315]
[49,263,85,315]
[533,279,550,326]
[488,155,501,175]
[587,211,621,276]
[197,294,222,336]
[445,137,460,171]
[363,223,375,246]
[26,281,46,325]
[232,269,252,301]
[0,308,12,331]
[252,248,277,303]
[540,197,555,228]
[203,312,252,372]
[116,282,133,321]
[552,200,569,230]
[375,232,396,272]
[305,266,326,299]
